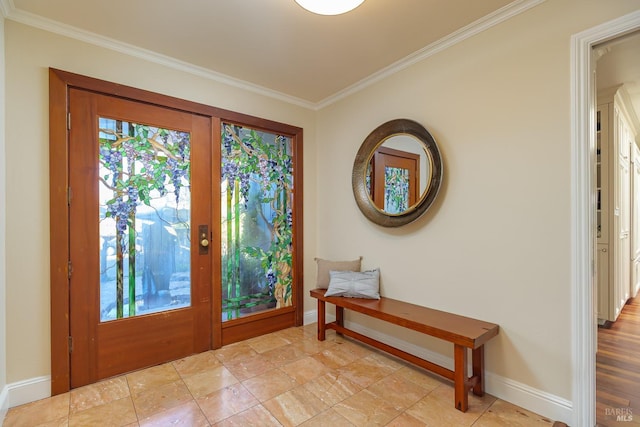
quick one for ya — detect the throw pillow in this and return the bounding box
[325,269,380,299]
[314,257,362,289]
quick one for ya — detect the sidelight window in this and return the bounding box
[221,123,294,321]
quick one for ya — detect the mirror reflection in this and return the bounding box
[352,119,443,227]
[366,134,430,214]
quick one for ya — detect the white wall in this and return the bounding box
[0,12,8,423]
[4,20,317,387]
[315,0,640,422]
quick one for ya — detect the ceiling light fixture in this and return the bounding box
[294,0,365,15]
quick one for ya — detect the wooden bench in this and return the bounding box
[310,288,499,412]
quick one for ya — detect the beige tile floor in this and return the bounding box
[3,324,556,426]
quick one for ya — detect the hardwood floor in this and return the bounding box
[597,296,640,426]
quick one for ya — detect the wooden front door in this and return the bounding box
[371,146,420,213]
[68,88,212,387]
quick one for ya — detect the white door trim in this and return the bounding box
[571,10,640,427]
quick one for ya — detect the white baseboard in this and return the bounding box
[303,309,318,325]
[0,384,9,425]
[305,309,573,424]
[485,372,572,423]
[6,376,51,408]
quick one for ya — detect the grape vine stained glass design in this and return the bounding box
[221,124,294,321]
[384,166,410,214]
[99,118,191,322]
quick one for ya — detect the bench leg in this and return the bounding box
[317,299,326,341]
[335,306,344,335]
[472,345,485,396]
[454,344,468,412]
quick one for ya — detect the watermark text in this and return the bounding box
[605,407,633,422]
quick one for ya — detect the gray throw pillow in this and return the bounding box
[325,269,380,299]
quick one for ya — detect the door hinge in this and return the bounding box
[67,112,71,130]
[67,187,72,206]
[68,260,73,280]
[68,336,73,353]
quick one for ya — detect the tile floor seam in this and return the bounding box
[123,373,140,425]
[469,397,493,426]
[179,371,206,426]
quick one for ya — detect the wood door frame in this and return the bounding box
[49,68,304,395]
[370,146,420,211]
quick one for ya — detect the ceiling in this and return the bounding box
[4,0,517,105]
[1,0,638,117]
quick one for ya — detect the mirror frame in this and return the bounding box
[352,119,443,227]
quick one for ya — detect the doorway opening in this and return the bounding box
[593,29,640,426]
[571,10,640,427]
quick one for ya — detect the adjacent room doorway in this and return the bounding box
[572,10,640,427]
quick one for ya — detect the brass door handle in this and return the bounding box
[198,225,209,254]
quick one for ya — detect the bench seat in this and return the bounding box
[310,288,499,412]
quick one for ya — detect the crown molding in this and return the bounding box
[3,0,545,111]
[617,85,640,135]
[315,0,546,109]
[3,6,317,110]
[0,0,12,18]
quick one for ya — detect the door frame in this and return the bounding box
[370,146,420,211]
[570,10,640,427]
[49,68,304,395]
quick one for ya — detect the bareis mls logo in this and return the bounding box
[605,407,633,422]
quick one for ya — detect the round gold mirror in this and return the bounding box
[352,119,443,227]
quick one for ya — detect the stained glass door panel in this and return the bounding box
[221,124,294,321]
[384,166,410,213]
[69,89,211,387]
[98,118,191,321]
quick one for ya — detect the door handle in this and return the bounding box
[198,225,209,254]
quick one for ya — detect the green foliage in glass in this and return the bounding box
[221,124,293,320]
[99,123,190,318]
[383,166,410,214]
